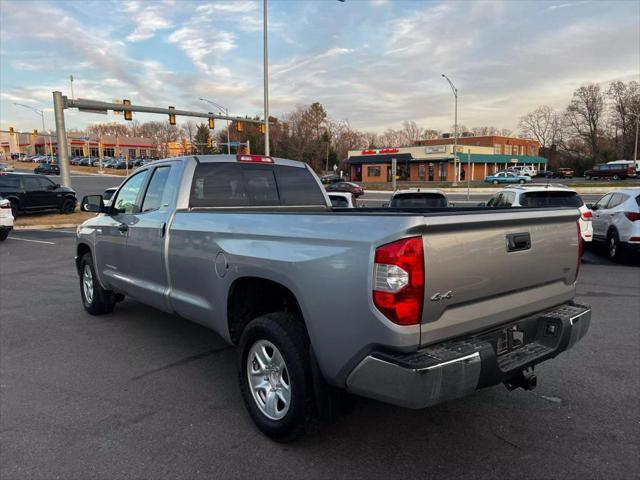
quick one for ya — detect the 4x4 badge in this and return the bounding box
[430,291,453,302]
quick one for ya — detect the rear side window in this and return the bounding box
[0,176,20,188]
[390,193,447,208]
[190,163,325,207]
[520,191,583,208]
[607,193,627,209]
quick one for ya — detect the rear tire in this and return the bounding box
[79,253,115,315]
[585,175,591,181]
[238,312,314,442]
[0,229,8,242]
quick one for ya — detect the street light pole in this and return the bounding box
[441,74,459,186]
[633,113,639,163]
[263,0,270,156]
[199,97,230,154]
[14,102,54,162]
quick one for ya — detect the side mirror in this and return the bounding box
[81,194,106,213]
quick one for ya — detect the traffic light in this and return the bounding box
[9,127,14,135]
[259,123,266,134]
[208,115,215,130]
[168,106,176,125]
[123,99,132,121]
[207,137,212,148]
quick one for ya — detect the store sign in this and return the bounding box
[360,148,400,155]
[425,145,447,154]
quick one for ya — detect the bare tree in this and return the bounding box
[180,120,198,154]
[564,84,605,158]
[423,128,441,140]
[518,105,562,149]
[608,81,640,158]
[400,120,422,145]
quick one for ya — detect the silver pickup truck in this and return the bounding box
[76,154,591,442]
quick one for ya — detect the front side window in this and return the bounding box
[142,166,172,212]
[112,170,149,214]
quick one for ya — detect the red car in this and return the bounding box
[325,181,364,197]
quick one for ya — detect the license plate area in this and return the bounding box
[495,325,526,356]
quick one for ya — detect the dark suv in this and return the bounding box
[584,163,636,180]
[0,173,77,215]
[34,163,60,175]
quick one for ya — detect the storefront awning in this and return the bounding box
[347,153,413,164]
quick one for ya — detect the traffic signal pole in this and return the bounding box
[51,92,267,188]
[53,91,71,188]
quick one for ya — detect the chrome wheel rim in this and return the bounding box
[246,339,291,421]
[83,264,94,304]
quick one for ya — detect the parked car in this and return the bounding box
[34,163,60,175]
[383,189,450,208]
[0,172,77,215]
[76,153,590,441]
[510,165,537,177]
[320,174,342,185]
[325,181,364,197]
[484,185,593,243]
[557,167,575,177]
[584,163,637,180]
[69,156,83,165]
[0,162,14,172]
[112,159,131,169]
[77,157,94,167]
[484,171,532,184]
[588,188,640,260]
[0,196,14,241]
[328,192,357,208]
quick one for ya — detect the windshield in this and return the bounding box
[520,191,583,208]
[390,193,447,208]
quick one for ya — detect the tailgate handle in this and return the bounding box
[506,232,531,252]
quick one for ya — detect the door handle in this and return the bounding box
[117,223,129,233]
[506,232,531,252]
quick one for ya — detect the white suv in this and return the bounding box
[590,188,640,260]
[485,185,593,243]
[0,196,14,242]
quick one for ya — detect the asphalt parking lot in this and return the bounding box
[1,230,638,480]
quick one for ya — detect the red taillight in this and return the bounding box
[581,210,592,220]
[236,154,273,163]
[624,212,640,222]
[373,236,424,325]
[575,221,582,281]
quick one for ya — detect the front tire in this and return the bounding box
[79,253,115,315]
[492,180,499,185]
[585,175,591,180]
[60,197,75,214]
[607,230,622,262]
[518,179,525,184]
[239,313,314,442]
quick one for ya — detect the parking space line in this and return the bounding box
[7,237,56,245]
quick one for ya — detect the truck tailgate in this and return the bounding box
[420,208,580,346]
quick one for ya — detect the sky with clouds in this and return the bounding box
[0,0,638,135]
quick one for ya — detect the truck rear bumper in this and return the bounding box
[345,302,591,409]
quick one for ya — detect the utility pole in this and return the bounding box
[634,113,639,163]
[263,0,270,156]
[442,74,459,186]
[52,91,71,187]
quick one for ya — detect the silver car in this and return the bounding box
[590,188,640,260]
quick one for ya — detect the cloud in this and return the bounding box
[196,1,258,14]
[167,27,236,75]
[124,1,173,42]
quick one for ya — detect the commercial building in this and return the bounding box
[347,135,546,183]
[0,131,159,159]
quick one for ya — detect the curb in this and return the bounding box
[14,224,79,231]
